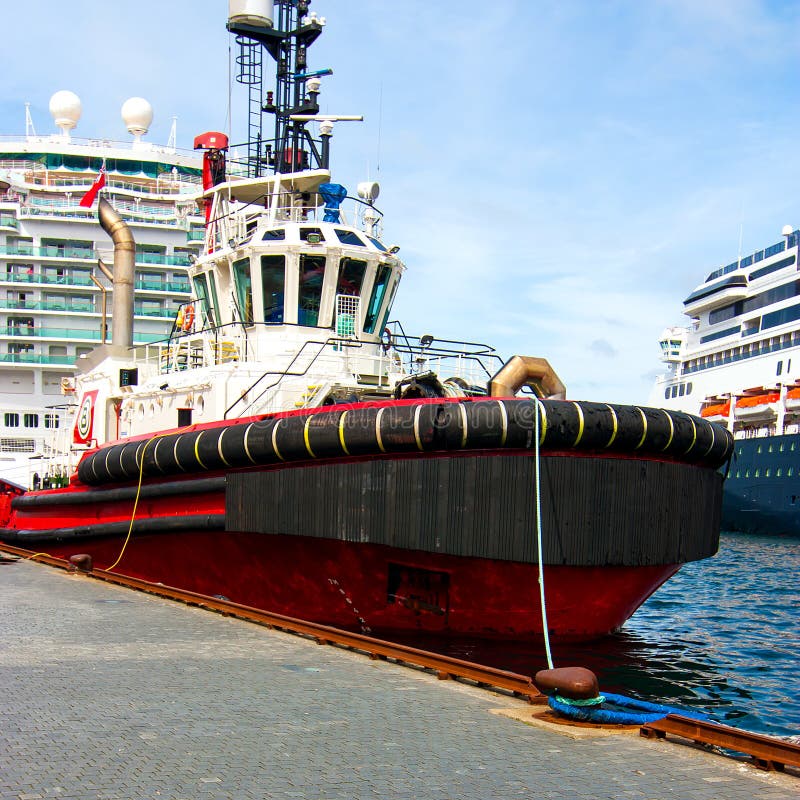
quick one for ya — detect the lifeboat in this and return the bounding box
[700,401,730,424]
[734,391,780,420]
[785,387,800,411]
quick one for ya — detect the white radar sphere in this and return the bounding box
[121,97,153,136]
[49,90,82,130]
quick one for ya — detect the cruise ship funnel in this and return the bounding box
[98,198,135,349]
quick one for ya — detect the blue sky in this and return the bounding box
[7,1,800,403]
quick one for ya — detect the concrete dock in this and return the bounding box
[1,557,796,799]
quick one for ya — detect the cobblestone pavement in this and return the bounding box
[1,558,796,800]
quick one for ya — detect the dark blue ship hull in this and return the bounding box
[723,433,800,536]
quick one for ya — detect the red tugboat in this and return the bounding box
[0,0,732,640]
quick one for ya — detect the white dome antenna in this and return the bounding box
[121,97,154,142]
[357,181,380,203]
[782,224,794,237]
[49,90,82,139]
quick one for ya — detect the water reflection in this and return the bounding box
[391,533,800,738]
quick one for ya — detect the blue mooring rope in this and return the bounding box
[548,691,708,726]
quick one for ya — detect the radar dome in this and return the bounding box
[49,90,82,131]
[121,97,153,136]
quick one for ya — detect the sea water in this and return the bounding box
[396,533,800,739]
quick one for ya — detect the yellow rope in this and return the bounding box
[103,427,188,572]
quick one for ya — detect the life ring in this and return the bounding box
[182,305,195,332]
[381,327,393,353]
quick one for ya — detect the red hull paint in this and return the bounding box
[40,530,679,640]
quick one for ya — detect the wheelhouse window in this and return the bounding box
[367,236,387,252]
[192,274,213,328]
[336,258,367,297]
[300,227,325,243]
[364,265,392,333]
[335,229,366,247]
[298,254,326,326]
[261,255,286,323]
[262,229,286,241]
[233,257,254,325]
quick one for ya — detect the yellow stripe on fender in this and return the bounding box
[682,417,697,455]
[604,405,618,447]
[661,410,674,451]
[634,407,647,450]
[194,431,207,469]
[303,415,317,458]
[338,410,351,455]
[375,408,386,453]
[571,402,585,447]
[271,419,285,461]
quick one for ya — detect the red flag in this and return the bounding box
[79,166,106,208]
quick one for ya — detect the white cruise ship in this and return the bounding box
[650,225,800,535]
[0,91,204,488]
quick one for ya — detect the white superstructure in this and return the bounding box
[650,226,800,438]
[0,92,205,487]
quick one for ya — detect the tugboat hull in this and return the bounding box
[0,398,730,640]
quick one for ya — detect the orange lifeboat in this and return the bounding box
[785,387,800,411]
[734,391,780,420]
[700,401,730,423]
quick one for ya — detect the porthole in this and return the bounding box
[754,469,760,477]
[197,396,205,415]
[765,468,771,477]
[137,404,144,421]
[777,468,783,477]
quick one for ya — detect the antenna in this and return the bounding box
[227,0,332,177]
[25,103,36,137]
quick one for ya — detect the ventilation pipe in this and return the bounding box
[98,198,135,349]
[488,355,566,399]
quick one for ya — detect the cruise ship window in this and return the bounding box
[23,413,38,428]
[4,413,19,428]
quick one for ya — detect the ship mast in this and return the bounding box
[228,0,328,178]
